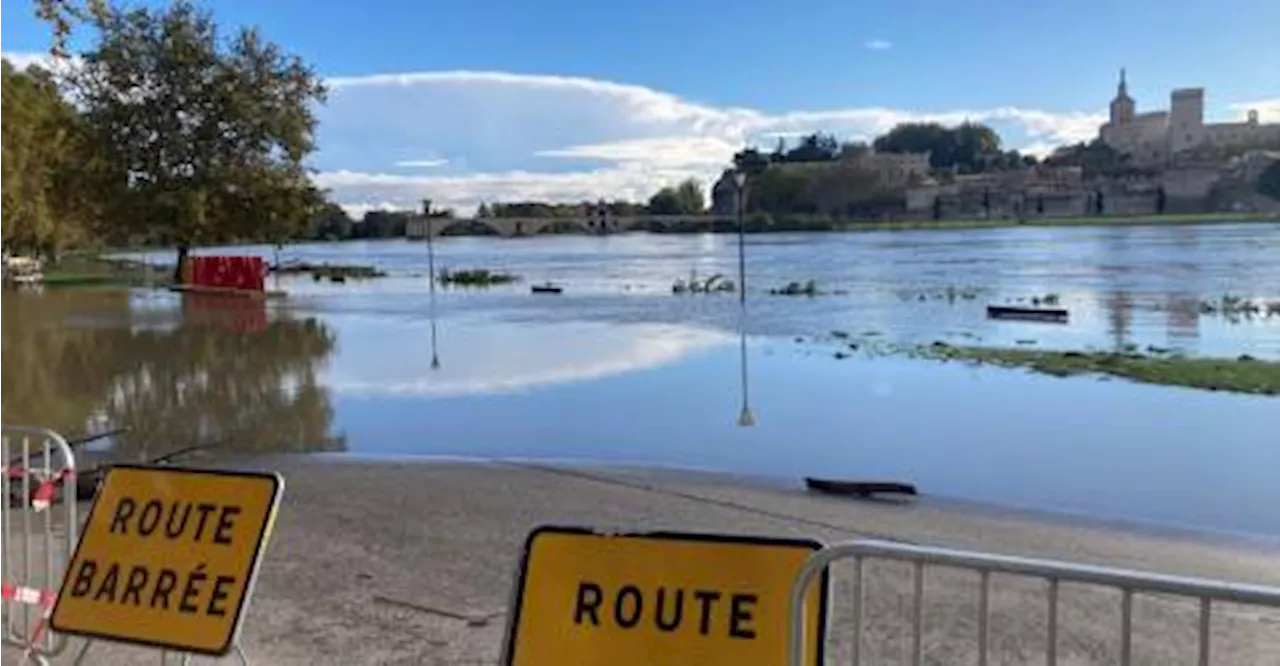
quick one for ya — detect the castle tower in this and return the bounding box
[1169,87,1205,153]
[1109,68,1135,125]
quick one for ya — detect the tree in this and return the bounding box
[1045,140,1151,178]
[780,133,840,162]
[1257,161,1280,201]
[732,147,771,176]
[647,188,681,215]
[647,179,704,215]
[673,178,705,213]
[873,121,1003,172]
[309,201,354,240]
[34,0,107,59]
[74,1,327,277]
[1,59,114,257]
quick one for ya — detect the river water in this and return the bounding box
[5,222,1280,540]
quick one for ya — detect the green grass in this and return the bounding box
[40,273,131,287]
[37,256,170,288]
[277,262,386,280]
[437,268,518,286]
[920,344,1280,395]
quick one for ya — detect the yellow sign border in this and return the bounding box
[49,464,284,656]
[499,524,830,666]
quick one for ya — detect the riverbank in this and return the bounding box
[916,343,1280,395]
[826,211,1278,232]
[33,457,1280,665]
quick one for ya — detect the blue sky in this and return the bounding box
[4,0,1278,215]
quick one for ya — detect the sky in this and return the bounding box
[3,0,1278,216]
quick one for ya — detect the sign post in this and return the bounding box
[501,526,829,666]
[50,465,283,658]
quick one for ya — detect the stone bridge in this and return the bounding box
[405,214,732,239]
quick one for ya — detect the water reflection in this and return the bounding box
[1,290,343,459]
[736,288,756,428]
[323,314,727,398]
[1165,293,1201,347]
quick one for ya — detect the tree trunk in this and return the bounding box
[173,245,190,285]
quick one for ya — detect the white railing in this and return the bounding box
[788,539,1280,666]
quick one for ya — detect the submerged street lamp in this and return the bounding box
[424,198,440,370]
[734,171,748,306]
[734,171,755,427]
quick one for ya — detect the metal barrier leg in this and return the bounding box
[71,638,95,665]
[157,645,251,664]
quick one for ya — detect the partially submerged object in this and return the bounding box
[804,477,918,498]
[1,255,43,285]
[531,283,563,294]
[986,304,1069,323]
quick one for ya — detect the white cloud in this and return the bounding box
[394,158,448,168]
[2,50,79,77]
[310,69,1118,215]
[23,49,1272,216]
[863,40,893,51]
[1229,98,1280,123]
[3,51,52,70]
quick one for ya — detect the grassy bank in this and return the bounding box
[920,343,1280,395]
[39,256,170,288]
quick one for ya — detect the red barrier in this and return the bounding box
[186,255,265,292]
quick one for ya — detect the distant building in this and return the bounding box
[1099,69,1280,165]
[711,170,740,216]
[840,150,931,187]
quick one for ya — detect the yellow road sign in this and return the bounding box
[50,465,283,655]
[502,526,829,666]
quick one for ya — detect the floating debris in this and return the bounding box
[770,280,819,297]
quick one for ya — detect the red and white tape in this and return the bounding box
[0,467,75,511]
[1,582,55,606]
[30,468,74,511]
[2,583,58,659]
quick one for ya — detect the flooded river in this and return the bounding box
[5,222,1279,539]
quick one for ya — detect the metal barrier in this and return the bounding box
[788,539,1280,666]
[2,426,79,662]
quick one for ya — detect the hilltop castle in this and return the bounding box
[1099,69,1280,165]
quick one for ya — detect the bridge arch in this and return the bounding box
[527,218,593,236]
[435,218,504,237]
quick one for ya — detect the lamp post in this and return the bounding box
[734,172,748,306]
[424,199,440,370]
[734,171,755,427]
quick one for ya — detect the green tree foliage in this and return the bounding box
[1257,161,1280,201]
[73,0,327,270]
[1044,140,1152,178]
[873,121,1002,172]
[647,178,705,214]
[1,59,114,257]
[308,201,355,240]
[34,0,107,58]
[732,147,771,177]
[778,133,841,163]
